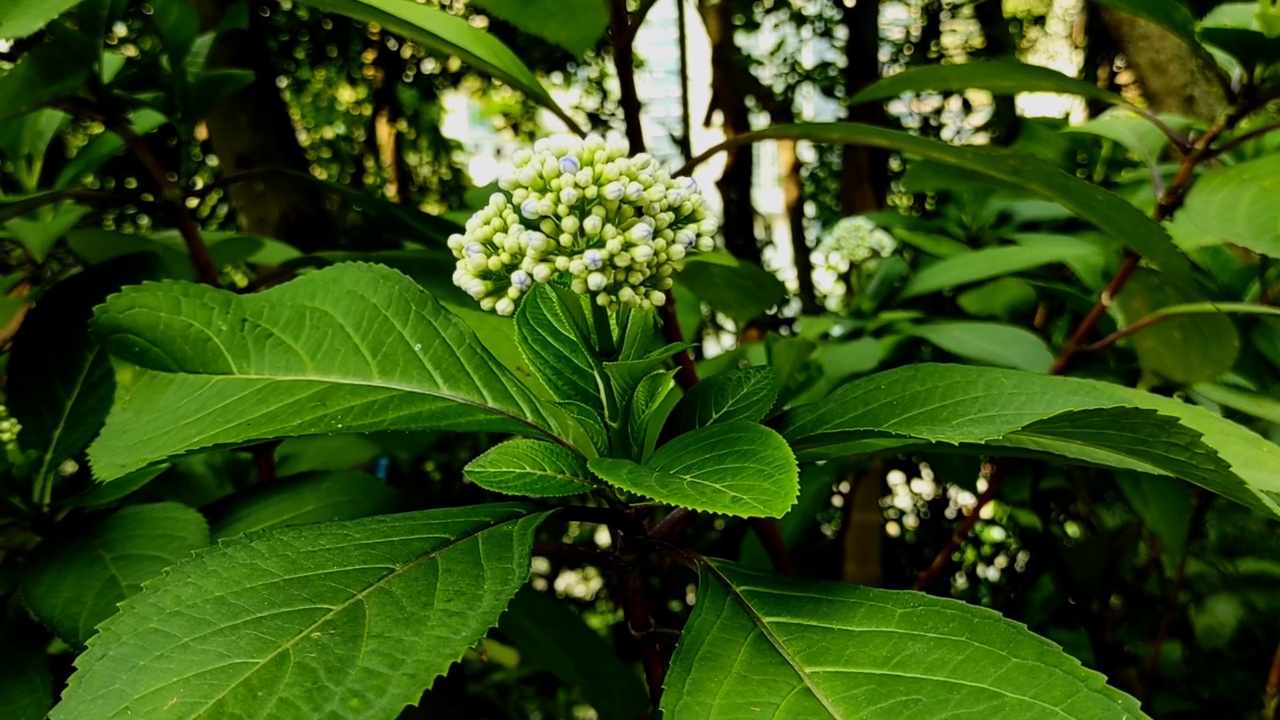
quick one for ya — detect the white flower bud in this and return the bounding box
[583,215,604,236]
[533,264,554,282]
[649,290,667,306]
[495,297,516,316]
[587,271,608,291]
[559,156,581,174]
[603,181,625,201]
[631,244,654,263]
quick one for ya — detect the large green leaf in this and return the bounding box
[851,60,1125,107]
[208,471,404,540]
[1167,154,1280,258]
[667,366,780,433]
[88,263,579,481]
[468,0,608,56]
[22,503,210,647]
[588,421,799,517]
[663,559,1146,718]
[51,504,549,720]
[300,0,580,131]
[0,28,94,123]
[905,321,1054,373]
[0,0,90,38]
[783,363,1280,518]
[899,244,1096,299]
[464,438,596,497]
[498,588,648,720]
[687,123,1190,279]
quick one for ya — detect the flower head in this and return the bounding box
[449,134,717,314]
[0,404,20,444]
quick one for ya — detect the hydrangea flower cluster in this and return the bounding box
[448,135,717,316]
[812,216,898,310]
[0,405,20,444]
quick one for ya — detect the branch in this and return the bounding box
[113,121,221,287]
[1210,120,1280,159]
[609,0,646,155]
[748,518,795,575]
[1264,640,1280,720]
[914,463,1004,592]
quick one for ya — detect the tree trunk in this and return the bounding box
[840,0,887,214]
[190,0,333,251]
[1097,7,1227,121]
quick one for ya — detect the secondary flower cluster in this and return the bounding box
[0,405,20,444]
[448,135,717,315]
[812,215,897,273]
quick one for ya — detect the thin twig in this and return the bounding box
[1144,547,1190,684]
[1050,112,1237,374]
[1082,306,1249,354]
[649,507,694,542]
[1210,120,1280,160]
[623,570,665,716]
[1263,640,1280,720]
[914,464,1004,592]
[114,122,221,286]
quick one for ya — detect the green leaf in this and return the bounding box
[517,283,607,413]
[626,369,678,461]
[1116,474,1192,557]
[588,421,798,517]
[299,0,580,132]
[498,588,648,720]
[783,363,1280,518]
[22,503,210,647]
[663,559,1147,719]
[1114,270,1239,384]
[2,202,89,261]
[51,504,549,720]
[9,258,160,500]
[957,278,1039,320]
[464,438,596,497]
[468,0,608,56]
[274,434,383,476]
[1167,154,1280,258]
[0,627,53,720]
[1198,3,1280,65]
[899,244,1095,299]
[88,263,578,481]
[667,366,780,433]
[904,321,1054,373]
[1065,108,1193,166]
[677,255,787,327]
[1090,0,1200,49]
[851,59,1126,107]
[692,123,1190,280]
[603,342,693,410]
[1190,381,1280,424]
[0,0,89,39]
[0,30,94,123]
[208,471,403,540]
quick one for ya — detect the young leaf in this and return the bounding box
[667,366,780,433]
[626,369,678,460]
[464,438,596,497]
[299,0,581,132]
[904,321,1054,374]
[689,123,1191,280]
[517,283,608,413]
[898,244,1095,299]
[1114,270,1239,384]
[51,504,550,720]
[208,471,404,540]
[589,421,799,517]
[498,588,648,720]
[663,559,1147,719]
[783,363,1280,519]
[851,59,1126,107]
[88,263,579,481]
[22,503,210,647]
[468,0,608,56]
[604,343,693,410]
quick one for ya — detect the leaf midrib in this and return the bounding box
[155,511,532,720]
[35,345,102,483]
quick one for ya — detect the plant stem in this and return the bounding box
[658,303,699,391]
[748,518,795,575]
[1263,640,1280,720]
